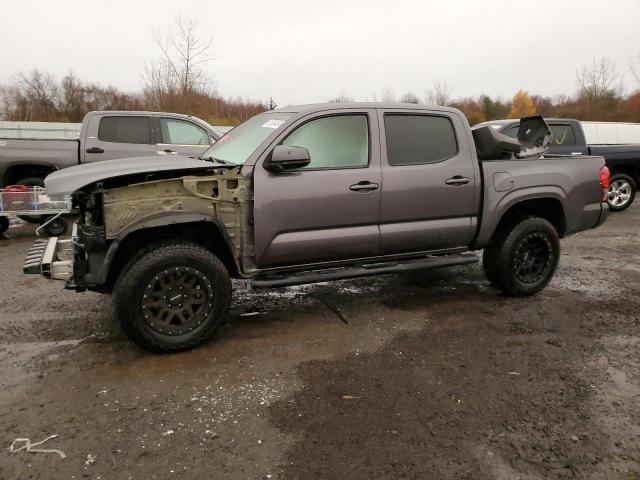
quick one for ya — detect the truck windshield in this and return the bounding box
[200,113,291,165]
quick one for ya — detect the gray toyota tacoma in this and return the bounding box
[24,103,609,353]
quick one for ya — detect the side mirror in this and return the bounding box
[264,145,311,173]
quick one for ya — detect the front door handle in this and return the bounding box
[86,147,104,154]
[157,149,177,155]
[445,176,470,186]
[349,181,379,192]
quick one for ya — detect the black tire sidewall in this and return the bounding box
[41,216,68,236]
[0,216,8,235]
[608,173,636,212]
[497,217,560,296]
[113,243,231,353]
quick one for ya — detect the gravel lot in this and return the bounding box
[1,206,639,479]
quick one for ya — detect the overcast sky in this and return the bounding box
[1,0,639,106]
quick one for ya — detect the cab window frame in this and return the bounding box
[549,124,577,146]
[159,117,210,146]
[383,113,459,167]
[97,115,153,145]
[277,113,371,171]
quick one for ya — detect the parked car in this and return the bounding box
[24,103,608,353]
[0,111,222,189]
[474,118,640,211]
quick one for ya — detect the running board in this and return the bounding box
[251,254,478,289]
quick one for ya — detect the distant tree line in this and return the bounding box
[1,15,638,129]
[334,56,640,125]
[0,69,267,126]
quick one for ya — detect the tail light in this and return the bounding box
[599,166,610,203]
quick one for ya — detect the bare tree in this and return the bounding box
[575,57,622,119]
[380,87,395,102]
[328,91,354,103]
[144,16,216,112]
[424,80,450,106]
[576,57,619,98]
[0,69,60,121]
[631,54,640,88]
[400,92,420,104]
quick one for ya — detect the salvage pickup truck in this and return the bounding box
[0,111,222,189]
[24,103,609,353]
[474,118,640,211]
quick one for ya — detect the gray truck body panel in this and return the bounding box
[44,156,220,195]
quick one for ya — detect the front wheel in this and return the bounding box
[112,242,232,353]
[607,173,636,212]
[483,216,560,296]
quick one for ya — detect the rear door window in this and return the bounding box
[160,118,210,145]
[384,114,458,165]
[550,124,577,146]
[98,116,152,144]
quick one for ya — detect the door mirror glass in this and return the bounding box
[264,145,311,173]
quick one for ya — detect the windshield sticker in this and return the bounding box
[262,119,285,129]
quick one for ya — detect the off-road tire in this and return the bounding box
[483,216,560,296]
[607,173,636,212]
[112,241,232,353]
[17,177,45,223]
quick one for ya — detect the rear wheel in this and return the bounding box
[112,242,232,353]
[607,173,636,212]
[17,177,45,223]
[483,216,560,296]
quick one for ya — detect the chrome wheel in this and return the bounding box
[141,267,214,336]
[607,179,632,208]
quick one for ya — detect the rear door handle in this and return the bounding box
[445,176,470,186]
[86,147,104,154]
[349,181,379,192]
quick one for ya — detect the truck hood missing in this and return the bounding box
[45,155,221,194]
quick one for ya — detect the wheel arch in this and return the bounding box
[474,191,567,249]
[608,166,639,186]
[97,214,242,292]
[2,162,57,187]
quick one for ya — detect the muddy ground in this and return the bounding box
[0,206,639,479]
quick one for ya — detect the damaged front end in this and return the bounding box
[23,235,75,282]
[24,164,253,292]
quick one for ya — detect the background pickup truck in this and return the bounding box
[474,118,640,211]
[25,103,609,353]
[0,110,222,189]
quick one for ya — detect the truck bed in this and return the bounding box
[475,155,606,248]
[0,138,80,185]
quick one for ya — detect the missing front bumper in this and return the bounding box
[23,236,74,281]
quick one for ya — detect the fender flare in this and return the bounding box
[473,186,568,249]
[88,212,239,285]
